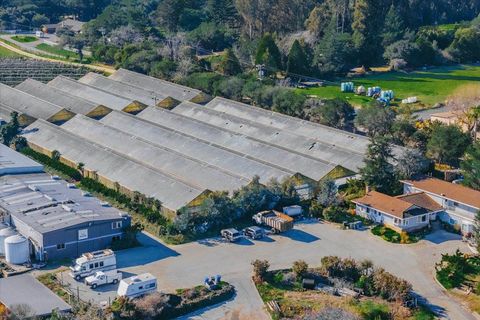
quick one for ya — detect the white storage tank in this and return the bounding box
[5,235,29,265]
[0,227,17,255]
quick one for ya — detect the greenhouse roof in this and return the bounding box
[137,104,335,181]
[60,114,247,193]
[99,110,292,184]
[0,83,74,123]
[22,120,205,211]
[48,76,133,111]
[172,101,365,172]
[78,72,170,106]
[109,68,201,101]
[16,78,99,116]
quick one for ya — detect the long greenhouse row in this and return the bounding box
[0,68,375,213]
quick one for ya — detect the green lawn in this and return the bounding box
[11,35,37,43]
[298,64,480,108]
[0,45,20,57]
[36,43,80,59]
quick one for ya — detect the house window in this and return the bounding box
[139,286,144,290]
[394,218,399,224]
[366,207,370,213]
[100,261,104,267]
[56,243,65,250]
[148,283,156,288]
[112,221,122,229]
[90,263,94,269]
[421,215,426,222]
[112,235,120,241]
[94,262,99,268]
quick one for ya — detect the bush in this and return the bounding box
[21,148,82,180]
[292,260,309,279]
[252,259,270,283]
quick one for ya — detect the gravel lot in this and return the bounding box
[56,220,472,320]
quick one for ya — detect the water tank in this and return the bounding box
[0,227,17,255]
[5,235,29,265]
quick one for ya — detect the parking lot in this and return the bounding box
[56,220,472,319]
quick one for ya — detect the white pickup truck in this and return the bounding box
[85,270,122,289]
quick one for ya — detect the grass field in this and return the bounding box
[298,64,480,108]
[0,45,21,57]
[36,43,80,59]
[11,35,37,43]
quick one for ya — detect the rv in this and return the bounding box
[70,249,117,280]
[117,273,157,298]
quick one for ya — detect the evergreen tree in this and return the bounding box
[156,0,183,32]
[0,112,19,147]
[474,210,480,252]
[382,5,406,47]
[219,48,242,75]
[352,0,383,65]
[461,142,480,190]
[255,33,282,71]
[207,0,238,26]
[360,136,397,194]
[286,40,308,75]
[426,125,471,167]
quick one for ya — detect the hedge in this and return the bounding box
[21,147,82,180]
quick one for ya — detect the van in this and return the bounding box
[243,226,264,239]
[117,273,157,298]
[70,249,116,280]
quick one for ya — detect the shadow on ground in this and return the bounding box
[116,232,180,268]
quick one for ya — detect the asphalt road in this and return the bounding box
[59,220,473,320]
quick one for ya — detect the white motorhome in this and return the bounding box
[70,249,116,280]
[117,273,157,298]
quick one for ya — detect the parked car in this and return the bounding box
[85,270,122,289]
[243,226,265,239]
[117,273,157,298]
[221,228,242,242]
[70,249,116,280]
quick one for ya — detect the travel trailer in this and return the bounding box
[117,273,157,298]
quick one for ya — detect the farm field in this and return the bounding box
[0,45,20,57]
[298,64,480,108]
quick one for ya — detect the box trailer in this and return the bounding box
[253,210,294,233]
[117,273,157,298]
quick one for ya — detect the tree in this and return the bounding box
[317,178,338,207]
[426,125,471,166]
[305,4,332,39]
[0,111,19,146]
[156,0,183,32]
[448,27,480,63]
[474,210,480,251]
[383,40,420,67]
[271,89,306,117]
[255,33,282,71]
[355,102,395,137]
[351,0,383,65]
[309,98,355,129]
[286,40,308,75]
[58,29,86,61]
[360,136,396,194]
[396,149,430,179]
[381,5,405,47]
[218,49,242,76]
[31,13,49,27]
[292,260,309,279]
[461,142,480,190]
[252,259,269,282]
[207,0,238,26]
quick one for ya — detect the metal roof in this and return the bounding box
[78,72,169,106]
[48,76,133,111]
[0,144,44,176]
[99,110,291,184]
[22,120,205,211]
[0,173,128,233]
[16,78,100,115]
[0,82,74,122]
[0,274,71,316]
[172,102,365,172]
[136,105,335,181]
[207,97,371,155]
[109,68,201,101]
[60,114,247,193]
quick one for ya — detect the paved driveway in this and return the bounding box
[55,221,472,319]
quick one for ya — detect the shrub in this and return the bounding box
[292,260,309,279]
[252,259,270,283]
